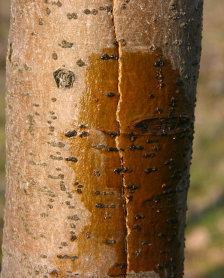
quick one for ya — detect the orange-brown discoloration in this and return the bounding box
[117,51,193,277]
[64,48,127,277]
[61,49,194,277]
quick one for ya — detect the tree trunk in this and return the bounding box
[2,0,203,277]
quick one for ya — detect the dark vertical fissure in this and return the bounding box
[111,1,129,275]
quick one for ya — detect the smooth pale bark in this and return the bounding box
[2,0,203,277]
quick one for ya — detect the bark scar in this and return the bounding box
[112,2,129,275]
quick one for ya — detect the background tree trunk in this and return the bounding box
[2,0,203,277]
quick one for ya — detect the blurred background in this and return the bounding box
[0,1,224,277]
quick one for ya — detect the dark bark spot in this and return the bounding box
[53,69,75,89]
[46,8,51,15]
[8,43,13,62]
[106,92,116,97]
[65,157,78,163]
[154,58,165,68]
[65,130,77,138]
[83,9,91,14]
[113,167,131,174]
[95,203,105,208]
[67,12,78,19]
[76,59,86,67]
[100,53,119,60]
[79,131,89,138]
[127,184,140,193]
[52,52,58,60]
[38,18,44,25]
[59,40,74,48]
[102,130,119,138]
[68,215,80,221]
[92,9,98,15]
[144,167,158,174]
[50,155,63,160]
[104,239,116,245]
[129,145,144,151]
[134,116,192,135]
[57,254,78,261]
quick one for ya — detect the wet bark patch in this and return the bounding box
[63,48,194,277]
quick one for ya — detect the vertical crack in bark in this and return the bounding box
[111,2,129,275]
[115,47,130,275]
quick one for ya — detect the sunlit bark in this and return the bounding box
[2,0,203,277]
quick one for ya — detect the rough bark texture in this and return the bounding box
[2,0,203,277]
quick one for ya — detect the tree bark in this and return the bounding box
[2,0,203,277]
